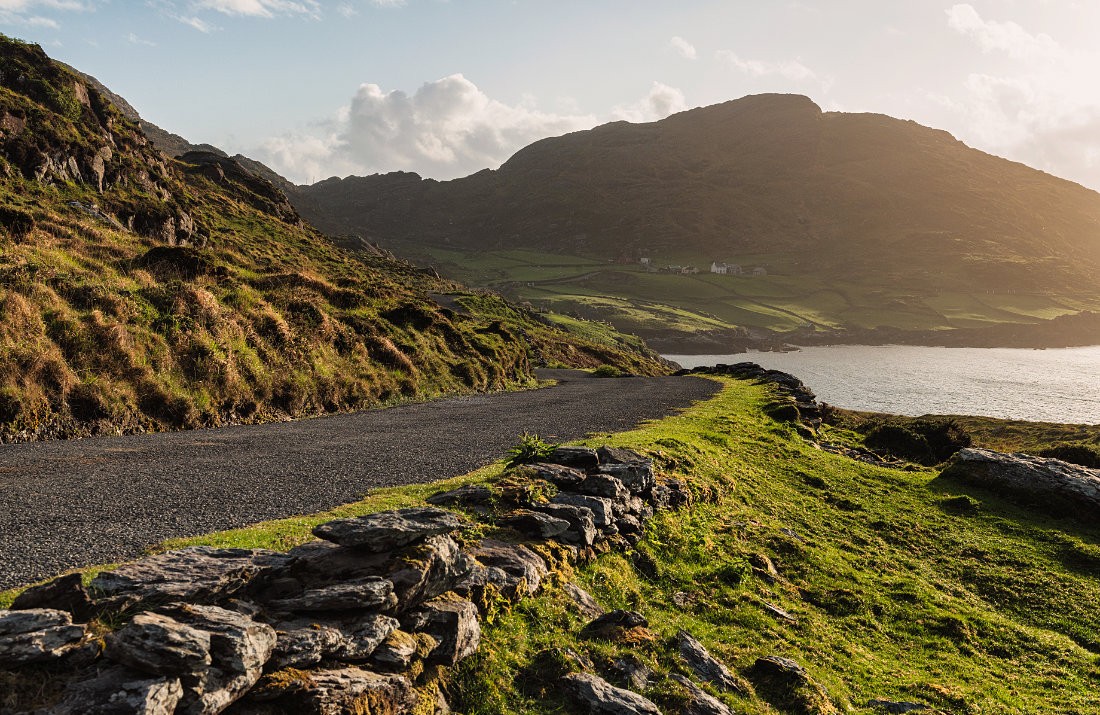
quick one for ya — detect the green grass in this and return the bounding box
[7,377,1100,712]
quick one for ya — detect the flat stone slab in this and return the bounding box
[312,507,464,552]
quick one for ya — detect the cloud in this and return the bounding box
[193,0,320,18]
[253,76,691,184]
[946,3,1058,60]
[0,0,85,27]
[669,36,697,60]
[172,13,217,32]
[611,82,687,123]
[127,31,156,46]
[715,49,816,81]
[943,5,1100,190]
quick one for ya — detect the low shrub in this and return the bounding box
[1036,443,1100,469]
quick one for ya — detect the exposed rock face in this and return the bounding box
[941,448,1100,514]
[88,546,290,611]
[533,502,597,546]
[401,591,480,667]
[9,572,95,622]
[554,493,617,530]
[0,608,85,667]
[677,630,747,694]
[595,462,655,495]
[50,666,184,715]
[105,611,212,675]
[251,667,416,714]
[268,577,396,613]
[311,507,464,552]
[563,583,605,620]
[500,509,571,540]
[464,539,550,597]
[528,462,588,488]
[547,446,600,470]
[562,672,663,715]
[671,674,737,715]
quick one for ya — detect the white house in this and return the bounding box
[639,257,652,266]
[711,262,744,275]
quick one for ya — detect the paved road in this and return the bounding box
[0,371,719,590]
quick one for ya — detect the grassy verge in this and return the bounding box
[5,378,1100,713]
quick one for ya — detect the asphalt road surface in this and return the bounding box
[0,371,719,590]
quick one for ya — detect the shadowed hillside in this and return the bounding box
[289,94,1100,345]
[0,36,668,442]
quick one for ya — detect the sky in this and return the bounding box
[3,1,1100,190]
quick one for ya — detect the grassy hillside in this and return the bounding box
[0,36,667,441]
[289,94,1100,346]
[9,377,1099,713]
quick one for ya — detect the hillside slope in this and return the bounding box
[291,94,1100,344]
[0,36,667,442]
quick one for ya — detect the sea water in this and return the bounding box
[665,345,1100,425]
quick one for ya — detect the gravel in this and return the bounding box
[0,371,719,590]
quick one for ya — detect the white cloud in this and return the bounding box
[611,82,687,123]
[172,13,217,32]
[0,0,85,27]
[715,49,816,81]
[193,0,319,18]
[944,5,1100,190]
[127,31,156,46]
[669,36,697,60]
[946,3,1058,61]
[253,76,692,184]
[335,2,355,17]
[368,0,406,6]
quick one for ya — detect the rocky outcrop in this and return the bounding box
[941,448,1100,515]
[676,630,748,694]
[2,443,690,714]
[679,362,822,430]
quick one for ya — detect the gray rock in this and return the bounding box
[312,507,464,551]
[401,592,480,666]
[285,535,474,611]
[576,474,630,501]
[465,539,550,596]
[156,603,276,715]
[268,577,396,613]
[941,448,1100,514]
[268,625,344,670]
[650,480,692,511]
[547,446,600,470]
[554,493,616,529]
[562,672,662,714]
[89,547,289,611]
[528,462,588,488]
[368,629,421,671]
[533,503,597,546]
[617,514,642,536]
[0,608,85,667]
[609,654,652,691]
[582,610,648,640]
[749,553,781,584]
[332,614,401,661]
[748,655,836,714]
[49,666,183,715]
[595,462,655,495]
[105,612,211,676]
[251,667,415,713]
[677,630,746,694]
[596,446,648,465]
[500,509,571,540]
[426,484,497,510]
[670,674,736,715]
[10,573,95,622]
[563,582,605,620]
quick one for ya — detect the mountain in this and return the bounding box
[0,36,666,441]
[287,94,1100,346]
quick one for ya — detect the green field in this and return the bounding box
[399,245,1100,341]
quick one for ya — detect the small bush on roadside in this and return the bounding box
[506,432,556,466]
[591,364,626,378]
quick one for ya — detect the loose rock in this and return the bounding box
[500,509,571,540]
[10,573,95,623]
[677,630,747,694]
[0,608,86,667]
[561,672,662,715]
[50,666,184,715]
[268,578,396,613]
[105,611,212,676]
[563,582,605,620]
[528,462,588,488]
[312,507,464,552]
[401,592,480,667]
[252,667,415,714]
[671,674,737,715]
[533,503,597,546]
[547,446,600,470]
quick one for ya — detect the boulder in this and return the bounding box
[49,666,184,715]
[155,603,277,715]
[89,547,289,611]
[464,539,550,596]
[331,614,401,662]
[575,474,630,502]
[561,672,662,715]
[500,509,571,540]
[563,583,605,620]
[528,462,588,488]
[10,573,96,622]
[596,446,648,465]
[312,507,464,552]
[401,592,480,667]
[0,608,86,667]
[554,493,616,529]
[368,629,421,671]
[595,462,655,495]
[268,578,396,613]
[268,625,345,671]
[533,503,597,546]
[251,667,415,714]
[547,446,600,470]
[941,448,1100,515]
[105,612,211,676]
[670,674,736,715]
[676,630,747,694]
